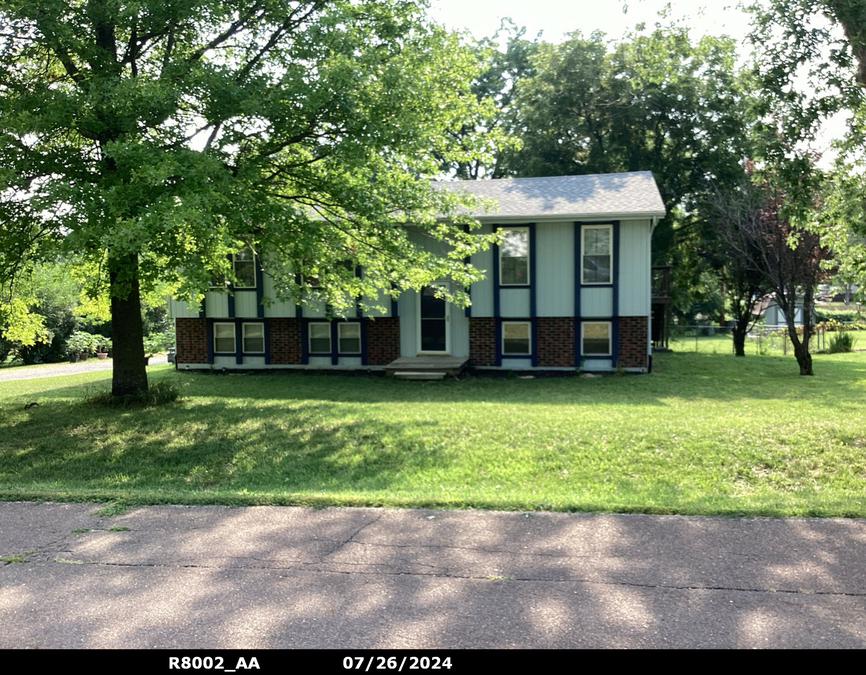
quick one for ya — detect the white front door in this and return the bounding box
[418,284,450,354]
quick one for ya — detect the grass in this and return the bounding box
[1,354,865,517]
[669,329,866,356]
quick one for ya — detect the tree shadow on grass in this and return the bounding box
[0,398,447,499]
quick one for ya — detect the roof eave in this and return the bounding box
[465,211,666,223]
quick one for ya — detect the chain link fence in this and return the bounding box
[667,324,832,355]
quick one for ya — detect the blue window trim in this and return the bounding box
[578,223,616,288]
[464,224,472,318]
[491,226,501,366]
[234,321,243,364]
[207,319,267,365]
[492,223,536,367]
[580,320,615,360]
[205,320,214,363]
[573,222,581,368]
[501,320,533,360]
[497,226,532,288]
[612,222,620,365]
[304,319,364,365]
[256,260,264,318]
[529,224,537,367]
[575,221,620,365]
[226,254,235,318]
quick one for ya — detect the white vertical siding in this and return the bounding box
[618,220,651,317]
[362,289,392,318]
[581,287,613,318]
[469,223,495,317]
[303,300,328,319]
[536,221,575,317]
[234,290,259,318]
[205,291,229,318]
[450,305,470,357]
[168,297,199,318]
[262,272,296,317]
[500,289,531,317]
[398,290,417,356]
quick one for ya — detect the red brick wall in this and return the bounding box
[469,317,496,366]
[365,317,400,365]
[618,316,649,369]
[537,317,575,367]
[175,318,208,364]
[269,318,302,364]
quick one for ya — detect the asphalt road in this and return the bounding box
[1,502,864,650]
[0,354,169,382]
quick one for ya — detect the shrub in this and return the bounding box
[85,381,182,407]
[829,331,856,354]
[815,308,860,323]
[65,331,100,357]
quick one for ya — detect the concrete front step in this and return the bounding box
[385,355,469,378]
[392,371,447,380]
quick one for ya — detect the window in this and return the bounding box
[502,321,531,355]
[582,322,611,356]
[499,228,529,286]
[338,322,361,354]
[214,323,236,353]
[242,323,265,353]
[308,323,331,353]
[233,248,256,289]
[582,225,612,284]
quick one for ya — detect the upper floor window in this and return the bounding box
[581,225,612,285]
[233,248,256,289]
[499,228,529,286]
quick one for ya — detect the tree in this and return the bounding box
[444,19,538,180]
[712,167,830,375]
[749,0,866,89]
[493,26,754,275]
[0,0,497,396]
[707,182,775,357]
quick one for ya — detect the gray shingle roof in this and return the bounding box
[434,171,666,221]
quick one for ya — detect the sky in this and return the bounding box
[428,0,754,46]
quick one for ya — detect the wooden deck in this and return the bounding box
[385,355,469,379]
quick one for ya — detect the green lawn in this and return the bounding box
[1,351,865,517]
[669,328,866,356]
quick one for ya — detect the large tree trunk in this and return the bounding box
[109,253,148,396]
[732,316,749,356]
[791,334,813,376]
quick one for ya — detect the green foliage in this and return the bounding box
[815,307,861,322]
[65,331,100,358]
[143,331,172,356]
[0,0,502,394]
[829,330,857,352]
